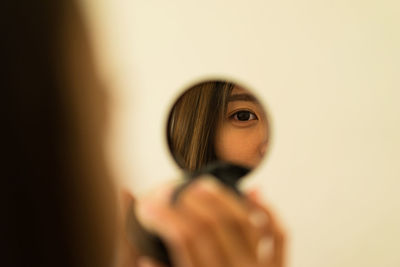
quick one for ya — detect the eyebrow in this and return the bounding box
[227,93,258,102]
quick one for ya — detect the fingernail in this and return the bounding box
[137,257,157,267]
[249,210,269,227]
[257,236,274,262]
[193,176,220,193]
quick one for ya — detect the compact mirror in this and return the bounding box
[167,79,271,178]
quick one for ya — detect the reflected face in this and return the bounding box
[214,87,268,168]
[167,80,270,173]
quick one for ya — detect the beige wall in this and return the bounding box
[82,1,400,266]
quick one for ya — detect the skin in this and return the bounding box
[134,178,285,267]
[214,87,269,169]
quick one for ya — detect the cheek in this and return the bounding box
[214,125,261,166]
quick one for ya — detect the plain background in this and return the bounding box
[81,1,399,266]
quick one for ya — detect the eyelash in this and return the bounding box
[229,110,258,122]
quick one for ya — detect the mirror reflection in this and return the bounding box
[167,80,270,173]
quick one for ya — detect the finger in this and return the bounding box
[137,256,168,267]
[245,192,284,235]
[176,185,239,267]
[136,188,198,267]
[245,192,286,267]
[178,178,260,264]
[248,209,276,264]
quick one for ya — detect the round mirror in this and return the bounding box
[167,79,271,177]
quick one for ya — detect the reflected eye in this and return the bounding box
[230,110,258,121]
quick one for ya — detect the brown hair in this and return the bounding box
[167,81,234,171]
[2,1,116,267]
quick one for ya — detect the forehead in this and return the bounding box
[228,85,259,103]
[231,86,250,95]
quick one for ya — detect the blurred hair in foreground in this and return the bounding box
[1,1,117,267]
